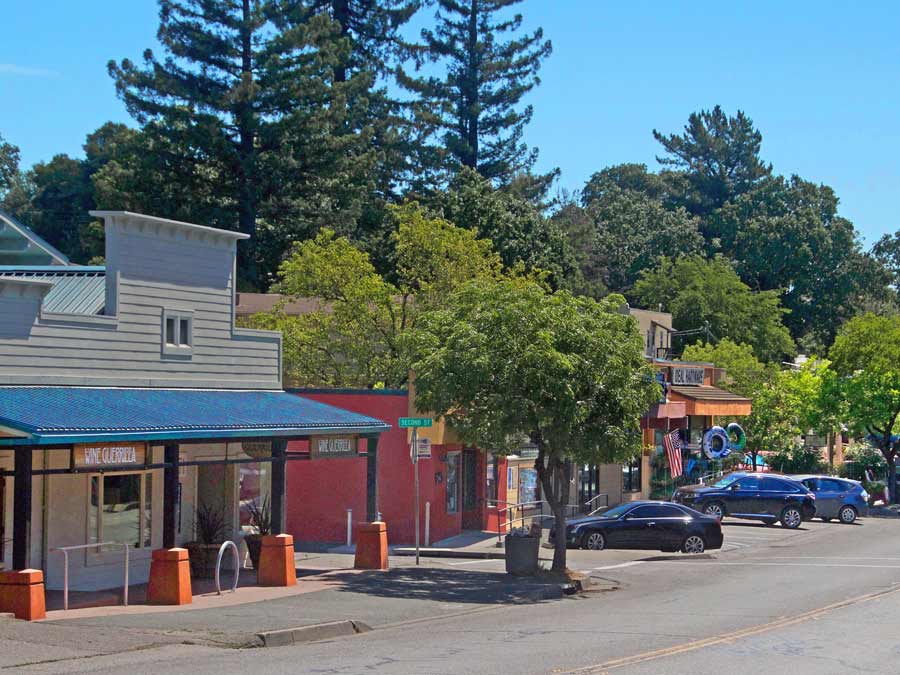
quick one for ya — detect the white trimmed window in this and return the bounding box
[162,309,193,356]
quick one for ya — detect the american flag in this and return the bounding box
[664,430,684,478]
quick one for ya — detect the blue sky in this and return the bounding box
[2,1,898,244]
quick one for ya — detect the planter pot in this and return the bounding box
[185,542,221,578]
[245,535,264,570]
[505,535,540,576]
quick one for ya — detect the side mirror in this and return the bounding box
[730,484,740,491]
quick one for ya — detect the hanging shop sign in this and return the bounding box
[310,435,358,459]
[672,367,705,386]
[74,442,147,468]
[702,422,746,460]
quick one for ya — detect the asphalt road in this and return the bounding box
[14,516,900,674]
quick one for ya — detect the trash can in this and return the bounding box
[504,534,540,575]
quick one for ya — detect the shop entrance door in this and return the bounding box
[461,449,480,529]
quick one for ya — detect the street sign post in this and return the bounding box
[399,417,433,428]
[399,418,432,565]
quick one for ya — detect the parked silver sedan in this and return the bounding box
[789,475,869,523]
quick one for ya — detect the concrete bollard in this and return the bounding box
[354,521,389,570]
[147,548,192,605]
[0,569,46,620]
[258,534,297,587]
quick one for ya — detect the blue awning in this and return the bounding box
[0,387,390,445]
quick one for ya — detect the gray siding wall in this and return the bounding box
[0,214,281,389]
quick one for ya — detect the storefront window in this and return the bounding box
[89,473,152,549]
[486,453,498,503]
[239,463,272,531]
[446,452,460,514]
[518,468,539,504]
[622,458,641,493]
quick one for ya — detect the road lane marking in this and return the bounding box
[591,561,645,571]
[561,582,900,674]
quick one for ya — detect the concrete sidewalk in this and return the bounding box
[0,553,577,669]
[392,528,557,560]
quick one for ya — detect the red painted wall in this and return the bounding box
[286,390,505,546]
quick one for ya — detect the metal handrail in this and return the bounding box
[215,541,240,595]
[698,471,724,485]
[583,493,609,513]
[50,542,129,611]
[494,499,584,546]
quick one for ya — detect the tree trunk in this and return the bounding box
[237,0,258,283]
[331,0,351,83]
[888,454,898,505]
[534,444,570,574]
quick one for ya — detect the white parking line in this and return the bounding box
[445,559,504,566]
[592,561,645,570]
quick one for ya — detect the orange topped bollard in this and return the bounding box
[0,569,46,621]
[258,534,297,587]
[354,521,388,570]
[147,548,192,605]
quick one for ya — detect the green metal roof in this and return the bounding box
[0,266,105,315]
[0,387,390,445]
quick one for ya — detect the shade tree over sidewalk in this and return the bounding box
[406,277,659,572]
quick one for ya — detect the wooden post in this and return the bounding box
[12,447,33,570]
[365,435,379,521]
[163,443,179,549]
[270,439,287,534]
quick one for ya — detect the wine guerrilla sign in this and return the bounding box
[74,442,147,467]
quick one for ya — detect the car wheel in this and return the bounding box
[703,502,725,520]
[682,535,706,554]
[583,531,606,551]
[839,505,857,524]
[780,506,802,529]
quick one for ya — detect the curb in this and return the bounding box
[391,547,505,559]
[257,620,373,647]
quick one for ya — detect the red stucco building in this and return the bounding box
[286,389,507,546]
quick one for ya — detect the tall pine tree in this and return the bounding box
[398,0,554,191]
[109,0,377,286]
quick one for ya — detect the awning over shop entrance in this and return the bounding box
[0,387,389,445]
[667,385,751,417]
[0,387,391,571]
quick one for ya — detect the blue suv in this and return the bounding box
[672,472,816,528]
[790,475,868,524]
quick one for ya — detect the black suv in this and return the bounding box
[672,472,816,528]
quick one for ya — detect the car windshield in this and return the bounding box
[710,475,738,488]
[595,503,634,519]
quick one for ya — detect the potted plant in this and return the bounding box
[185,502,227,578]
[244,496,271,570]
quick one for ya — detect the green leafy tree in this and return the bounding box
[633,256,795,363]
[109,0,377,285]
[407,278,659,572]
[580,185,703,293]
[437,167,577,288]
[653,105,771,218]
[708,175,892,347]
[247,203,501,387]
[681,339,773,394]
[829,314,900,503]
[398,0,555,189]
[0,133,20,196]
